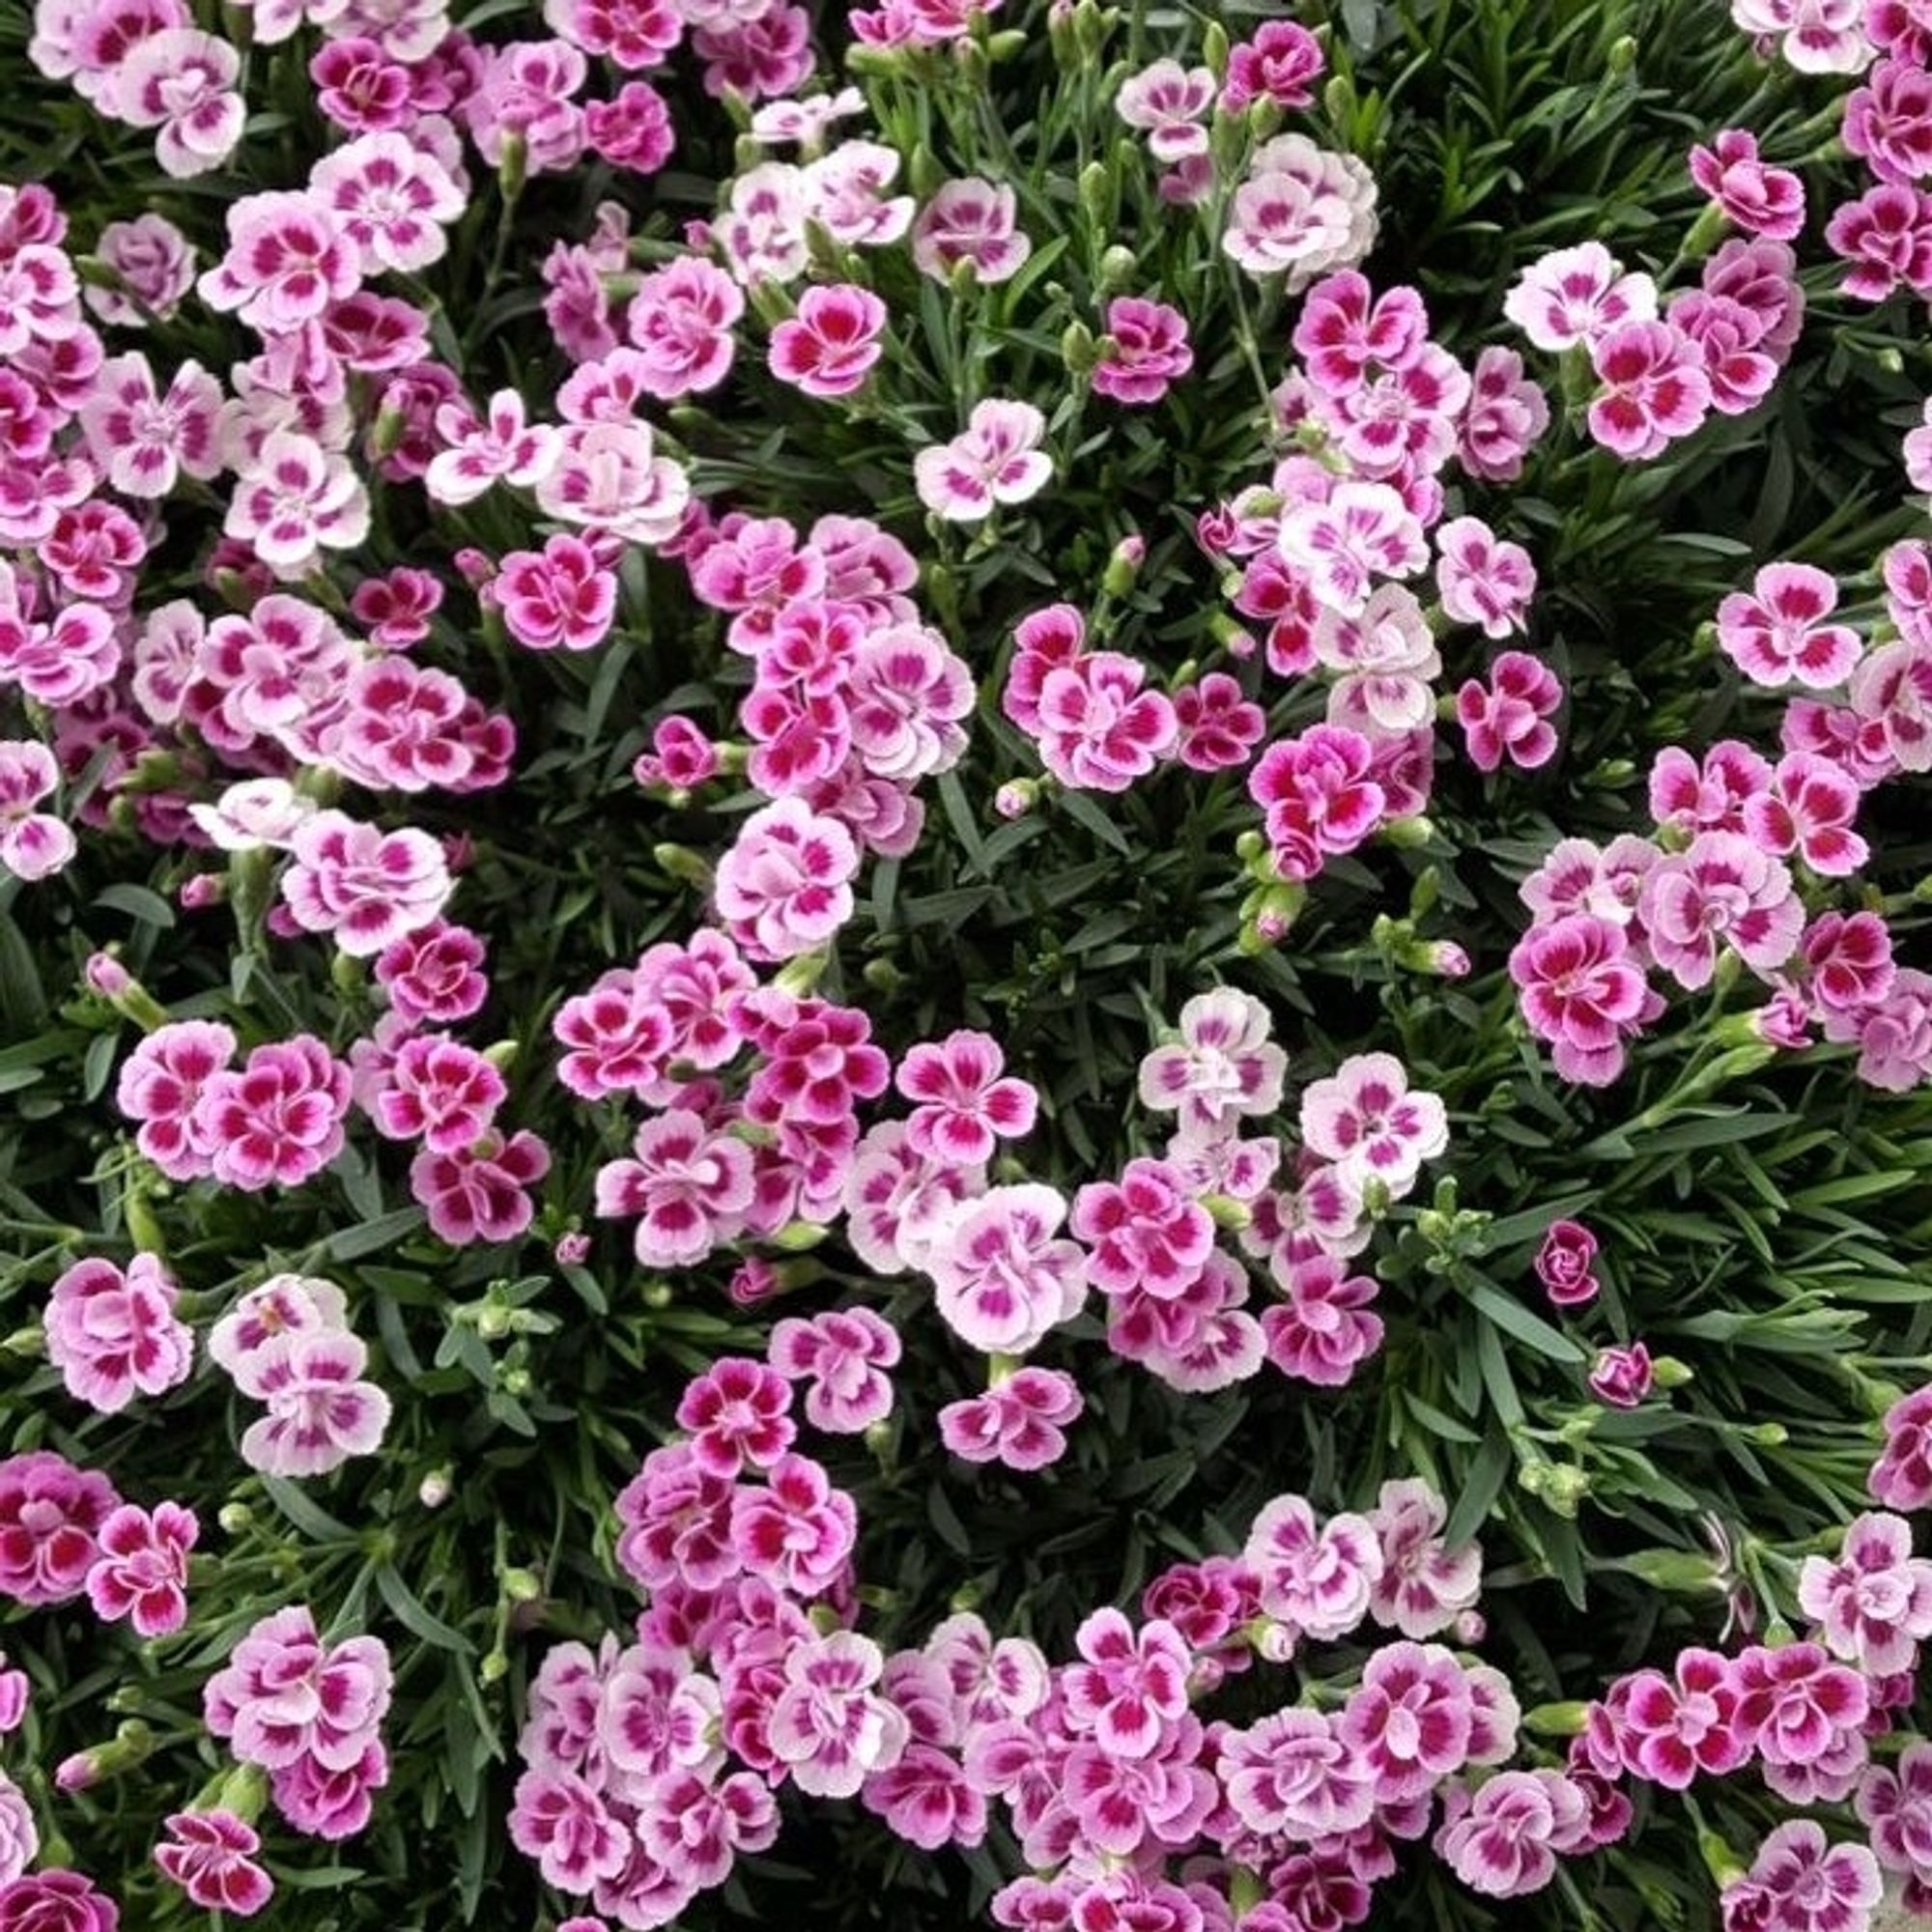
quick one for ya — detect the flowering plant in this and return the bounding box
[4,0,1932,1929]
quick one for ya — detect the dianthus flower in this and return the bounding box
[0,1450,120,1606]
[45,1254,192,1414]
[85,1500,197,1636]
[155,1810,274,1918]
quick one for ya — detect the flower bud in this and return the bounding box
[1101,534,1145,598]
[1071,0,1110,61]
[1605,33,1637,71]
[1097,244,1137,292]
[499,1567,543,1605]
[1202,17,1231,77]
[418,1468,453,1509]
[1078,160,1114,231]
[497,131,527,202]
[1617,1548,1722,1592]
[652,842,713,890]
[773,948,831,996]
[1649,1354,1693,1389]
[994,779,1039,820]
[1379,814,1436,850]
[1521,1700,1590,1737]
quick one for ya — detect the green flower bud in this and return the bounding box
[1062,320,1098,376]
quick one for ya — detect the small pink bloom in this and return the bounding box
[411,1127,551,1244]
[676,1358,796,1478]
[1115,58,1214,162]
[1690,128,1805,240]
[1826,182,1932,301]
[1262,1253,1382,1387]
[1367,1477,1483,1638]
[1797,1510,1932,1675]
[911,179,1031,284]
[1459,345,1550,481]
[614,1444,739,1593]
[1533,1219,1600,1308]
[1063,1607,1191,1759]
[769,1308,901,1433]
[928,1184,1088,1354]
[1337,1639,1474,1802]
[1509,913,1654,1087]
[424,388,562,506]
[1801,910,1895,1016]
[1588,1342,1654,1408]
[1435,1769,1586,1898]
[1244,1493,1383,1640]
[196,1036,353,1192]
[938,1368,1083,1472]
[1219,20,1324,111]
[0,740,74,882]
[1092,298,1193,406]
[1435,517,1537,638]
[1032,651,1178,790]
[375,922,489,1025]
[1744,752,1867,876]
[0,1450,120,1607]
[1299,1052,1448,1197]
[45,1254,192,1414]
[1718,563,1861,690]
[1171,672,1265,772]
[371,1035,505,1152]
[713,795,859,962]
[896,1030,1037,1165]
[769,284,887,398]
[310,130,463,274]
[85,1500,197,1636]
[282,810,454,957]
[914,400,1053,523]
[198,189,358,332]
[766,1630,908,1798]
[240,1329,392,1478]
[1639,831,1803,990]
[1872,1384,1932,1509]
[1276,480,1429,616]
[1721,1821,1880,1932]
[594,1108,755,1267]
[624,255,745,398]
[1504,242,1657,352]
[497,533,619,654]
[1248,724,1387,882]
[1850,635,1932,770]
[1219,1708,1376,1840]
[155,1809,272,1918]
[1587,320,1712,459]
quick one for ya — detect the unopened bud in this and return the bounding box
[497,131,527,201]
[1605,33,1637,72]
[1521,1701,1591,1737]
[500,1566,543,1605]
[418,1468,453,1509]
[1062,320,1098,377]
[995,779,1039,820]
[773,1219,829,1253]
[1101,534,1145,598]
[652,842,713,890]
[773,949,831,996]
[1097,243,1137,292]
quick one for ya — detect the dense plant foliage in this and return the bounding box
[5,0,1932,1929]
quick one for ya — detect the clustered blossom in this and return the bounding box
[208,1274,392,1479]
[205,1605,393,1841]
[10,4,1932,1929]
